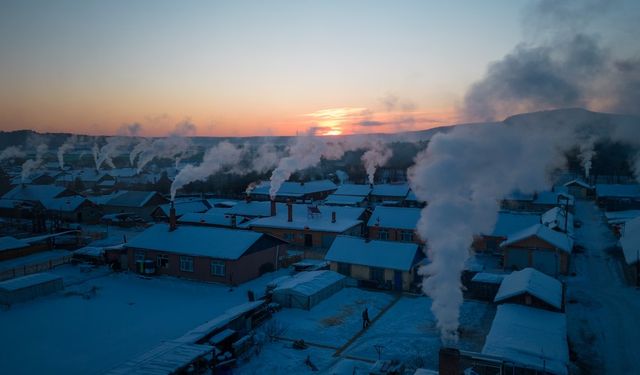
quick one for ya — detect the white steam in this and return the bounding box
[0,146,26,161]
[577,136,597,179]
[361,141,393,184]
[408,123,571,344]
[21,144,48,183]
[57,135,77,170]
[170,141,245,200]
[336,170,349,184]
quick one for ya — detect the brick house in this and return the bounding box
[501,224,573,276]
[367,206,423,244]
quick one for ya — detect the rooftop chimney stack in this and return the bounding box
[169,201,177,231]
[438,348,461,375]
[231,214,237,228]
[287,199,293,222]
[270,199,277,217]
[331,211,336,223]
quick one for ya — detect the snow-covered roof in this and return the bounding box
[494,268,563,309]
[0,272,62,292]
[595,184,640,198]
[0,236,30,252]
[273,270,345,296]
[105,341,212,375]
[620,216,640,265]
[605,210,640,225]
[86,191,127,205]
[224,201,285,218]
[325,236,419,271]
[324,194,366,206]
[178,212,249,228]
[74,246,105,257]
[370,183,410,198]
[405,190,422,202]
[176,300,265,344]
[489,212,540,237]
[41,195,91,212]
[482,304,568,375]
[251,180,337,197]
[333,184,371,197]
[471,272,506,284]
[248,205,364,233]
[501,224,573,253]
[106,168,140,178]
[563,179,592,189]
[156,201,209,217]
[2,184,69,202]
[105,190,163,207]
[367,206,421,230]
[533,191,574,206]
[541,207,574,235]
[504,191,535,202]
[126,224,265,259]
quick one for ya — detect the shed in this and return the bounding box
[494,268,563,311]
[271,270,345,310]
[105,341,213,375]
[0,272,63,305]
[468,272,505,301]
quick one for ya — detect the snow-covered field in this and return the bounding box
[0,265,289,375]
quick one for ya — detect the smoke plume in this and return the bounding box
[21,144,48,183]
[57,135,77,170]
[170,141,245,200]
[335,170,349,184]
[361,141,393,184]
[0,146,26,161]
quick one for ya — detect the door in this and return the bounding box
[394,271,403,291]
[304,234,313,247]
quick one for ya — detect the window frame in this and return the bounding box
[180,256,194,272]
[157,254,169,269]
[210,260,226,277]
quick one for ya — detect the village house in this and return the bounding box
[0,236,50,261]
[324,183,371,207]
[474,211,540,253]
[367,206,423,244]
[501,190,574,213]
[595,183,640,211]
[501,223,573,276]
[249,180,337,202]
[619,216,640,286]
[369,183,410,205]
[2,184,76,204]
[151,200,210,221]
[563,179,593,199]
[101,190,168,221]
[248,201,364,254]
[55,169,114,190]
[125,219,286,285]
[324,235,421,291]
[494,267,564,312]
[11,172,58,186]
[41,195,102,224]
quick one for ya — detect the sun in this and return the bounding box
[323,129,343,136]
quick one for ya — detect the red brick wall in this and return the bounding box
[368,226,424,245]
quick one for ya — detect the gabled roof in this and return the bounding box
[501,224,573,253]
[178,212,249,228]
[325,235,419,271]
[126,224,268,259]
[248,205,363,232]
[620,216,640,265]
[2,184,69,202]
[494,268,563,309]
[367,206,421,230]
[482,304,568,375]
[563,179,592,189]
[595,184,640,198]
[105,191,164,208]
[324,194,366,206]
[0,272,62,291]
[273,270,345,296]
[251,180,337,197]
[489,212,541,237]
[0,236,30,252]
[41,195,92,212]
[533,191,574,206]
[333,184,372,197]
[370,183,410,198]
[105,168,140,178]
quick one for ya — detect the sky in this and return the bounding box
[0,0,635,137]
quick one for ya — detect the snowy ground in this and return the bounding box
[566,200,640,374]
[236,290,495,374]
[0,265,290,375]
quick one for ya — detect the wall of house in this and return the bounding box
[0,243,49,262]
[503,237,569,275]
[252,224,362,250]
[368,226,423,245]
[328,262,411,290]
[497,293,561,312]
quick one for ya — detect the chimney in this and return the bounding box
[169,201,177,231]
[331,211,336,223]
[231,214,237,228]
[287,199,293,222]
[270,199,277,216]
[438,347,460,375]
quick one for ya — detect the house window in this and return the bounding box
[401,230,414,242]
[157,255,169,269]
[337,262,351,276]
[180,256,194,272]
[378,229,389,241]
[284,233,294,241]
[370,267,385,283]
[211,260,225,276]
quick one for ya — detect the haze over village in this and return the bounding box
[1,1,640,374]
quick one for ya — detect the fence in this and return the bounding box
[0,255,72,281]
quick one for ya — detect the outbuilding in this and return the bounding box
[501,224,573,276]
[494,268,564,312]
[0,272,64,305]
[271,270,346,310]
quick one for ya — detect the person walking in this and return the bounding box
[362,307,371,329]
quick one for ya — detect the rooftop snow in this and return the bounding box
[105,341,212,375]
[563,179,592,189]
[41,195,91,212]
[370,183,410,197]
[471,272,506,284]
[533,191,575,206]
[273,270,345,296]
[489,211,540,237]
[541,207,574,235]
[251,180,337,196]
[248,204,364,232]
[494,268,563,309]
[126,224,264,259]
[0,272,62,292]
[595,184,640,198]
[501,224,573,253]
[178,212,248,228]
[0,236,30,252]
[2,184,69,202]
[367,206,421,230]
[482,304,568,375]
[333,183,372,197]
[325,235,419,271]
[105,191,163,208]
[605,210,640,225]
[324,194,366,206]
